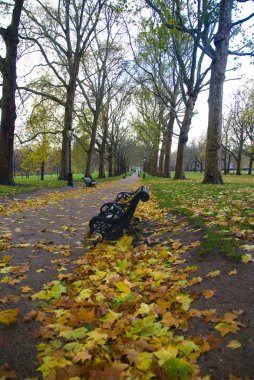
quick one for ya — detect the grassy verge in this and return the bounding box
[144,172,254,259]
[0,172,133,198]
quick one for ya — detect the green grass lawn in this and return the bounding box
[144,172,254,259]
[0,172,132,198]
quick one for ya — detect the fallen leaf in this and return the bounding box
[202,290,216,299]
[23,310,38,322]
[206,270,221,278]
[227,340,242,349]
[72,350,92,363]
[0,309,18,325]
[228,269,237,276]
[20,286,32,293]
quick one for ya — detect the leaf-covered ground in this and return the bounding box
[0,174,254,379]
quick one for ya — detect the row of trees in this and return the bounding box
[0,0,254,185]
[131,0,254,182]
[222,84,254,175]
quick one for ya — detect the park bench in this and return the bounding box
[89,185,149,240]
[84,177,97,187]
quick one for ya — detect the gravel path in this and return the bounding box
[0,174,139,379]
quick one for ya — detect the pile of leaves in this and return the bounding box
[21,199,244,380]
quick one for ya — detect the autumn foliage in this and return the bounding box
[0,177,253,379]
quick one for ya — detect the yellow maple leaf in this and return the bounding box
[134,303,155,316]
[227,340,242,349]
[0,255,10,267]
[188,276,202,286]
[75,288,92,302]
[154,346,178,362]
[241,244,254,252]
[202,290,216,299]
[228,269,237,275]
[115,281,131,294]
[37,356,72,377]
[0,308,18,325]
[215,322,240,336]
[223,310,244,323]
[206,270,221,278]
[20,286,32,293]
[72,350,92,363]
[241,254,254,263]
[136,352,153,371]
[115,235,133,251]
[86,329,108,344]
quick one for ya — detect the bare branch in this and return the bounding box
[18,86,66,106]
[15,129,63,144]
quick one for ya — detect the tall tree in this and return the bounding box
[144,0,254,183]
[132,87,166,175]
[21,0,105,180]
[77,7,126,177]
[223,83,254,174]
[106,89,131,177]
[0,0,25,185]
[129,16,182,177]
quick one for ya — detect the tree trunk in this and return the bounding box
[236,129,244,175]
[40,161,45,180]
[98,112,109,178]
[174,96,196,179]
[163,108,175,178]
[223,147,227,175]
[58,130,68,180]
[108,148,113,177]
[116,151,120,175]
[158,133,165,177]
[248,156,253,175]
[203,0,233,184]
[236,153,242,175]
[113,144,118,176]
[85,113,100,178]
[0,0,24,185]
[148,142,159,176]
[58,83,77,180]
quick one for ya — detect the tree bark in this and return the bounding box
[85,113,100,177]
[112,143,118,176]
[0,0,24,185]
[203,0,233,184]
[40,161,45,180]
[163,108,175,178]
[98,112,109,178]
[236,128,244,175]
[58,75,78,180]
[108,148,113,177]
[158,132,165,177]
[174,95,197,179]
[149,142,159,176]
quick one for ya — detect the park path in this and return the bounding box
[0,174,140,379]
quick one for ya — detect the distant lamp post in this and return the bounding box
[143,158,146,179]
[67,128,73,187]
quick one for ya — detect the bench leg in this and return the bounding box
[89,219,124,240]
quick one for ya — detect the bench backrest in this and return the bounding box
[120,186,149,227]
